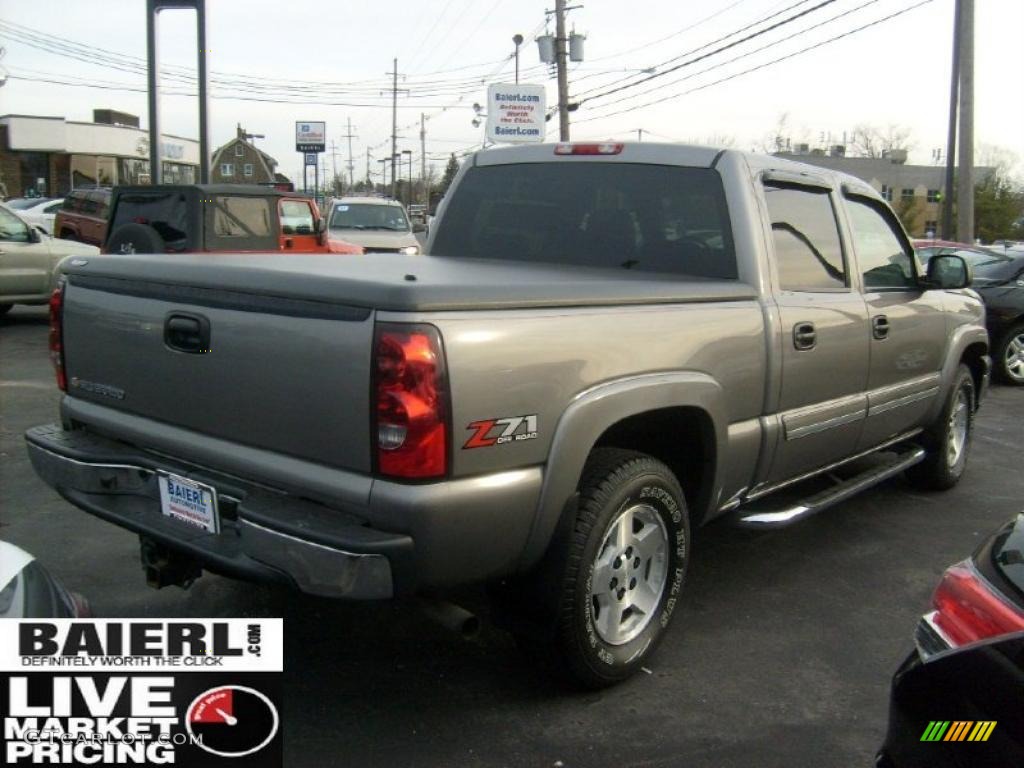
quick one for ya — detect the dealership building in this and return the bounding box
[0,109,200,199]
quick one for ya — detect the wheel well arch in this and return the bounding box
[593,406,717,524]
[960,341,989,402]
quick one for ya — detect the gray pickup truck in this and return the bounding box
[26,142,988,686]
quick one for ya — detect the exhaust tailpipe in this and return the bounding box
[416,597,480,639]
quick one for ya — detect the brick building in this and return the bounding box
[210,125,288,186]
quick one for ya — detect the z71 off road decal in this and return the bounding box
[463,415,538,449]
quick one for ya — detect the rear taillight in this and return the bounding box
[372,324,448,479]
[49,280,66,392]
[929,560,1024,648]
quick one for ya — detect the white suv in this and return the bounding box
[326,197,420,254]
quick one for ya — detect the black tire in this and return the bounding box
[524,448,690,688]
[905,364,975,491]
[106,223,165,255]
[994,322,1024,386]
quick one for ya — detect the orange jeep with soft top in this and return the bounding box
[102,184,362,255]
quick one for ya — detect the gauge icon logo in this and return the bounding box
[185,685,279,758]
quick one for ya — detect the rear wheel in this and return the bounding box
[523,449,690,688]
[906,364,975,490]
[995,323,1024,386]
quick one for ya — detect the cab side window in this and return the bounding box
[280,200,315,234]
[847,199,917,290]
[764,184,847,291]
[0,206,30,242]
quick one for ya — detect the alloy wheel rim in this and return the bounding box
[589,503,669,646]
[946,388,970,468]
[1005,334,1024,383]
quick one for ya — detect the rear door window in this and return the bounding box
[431,162,736,279]
[763,184,847,291]
[206,195,275,250]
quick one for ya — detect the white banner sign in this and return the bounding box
[486,84,546,144]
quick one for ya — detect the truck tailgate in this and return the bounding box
[62,274,373,473]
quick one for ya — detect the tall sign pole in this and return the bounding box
[146,0,210,185]
[955,0,975,243]
[146,0,161,184]
[941,0,961,239]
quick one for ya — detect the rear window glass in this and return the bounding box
[432,163,736,279]
[211,196,272,238]
[111,193,189,250]
[992,516,1024,598]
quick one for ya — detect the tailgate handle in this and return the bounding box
[164,313,210,354]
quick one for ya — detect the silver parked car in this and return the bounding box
[0,202,98,315]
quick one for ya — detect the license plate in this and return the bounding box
[158,473,219,533]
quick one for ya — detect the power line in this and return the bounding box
[578,0,882,118]
[575,0,934,126]
[575,0,838,107]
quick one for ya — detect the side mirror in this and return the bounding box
[28,226,42,244]
[925,253,972,289]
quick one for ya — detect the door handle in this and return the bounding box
[164,313,210,354]
[793,322,817,351]
[873,315,890,340]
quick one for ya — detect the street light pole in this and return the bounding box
[402,150,413,207]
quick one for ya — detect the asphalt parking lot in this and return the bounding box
[2,303,1022,768]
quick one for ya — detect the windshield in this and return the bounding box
[6,198,49,210]
[431,162,737,278]
[329,203,409,232]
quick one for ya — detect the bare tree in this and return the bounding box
[756,112,791,154]
[848,124,915,158]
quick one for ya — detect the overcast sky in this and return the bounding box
[0,0,1020,183]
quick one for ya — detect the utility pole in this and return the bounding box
[385,58,408,199]
[328,140,340,194]
[342,117,357,189]
[956,0,975,243]
[366,148,372,189]
[942,0,961,240]
[637,128,644,142]
[420,113,427,207]
[554,0,570,141]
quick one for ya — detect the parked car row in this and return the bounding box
[4,196,65,235]
[0,202,99,315]
[915,239,1024,386]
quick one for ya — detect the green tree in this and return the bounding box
[974,174,1023,243]
[434,154,460,204]
[894,195,925,236]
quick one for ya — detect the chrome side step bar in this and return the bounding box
[734,447,926,529]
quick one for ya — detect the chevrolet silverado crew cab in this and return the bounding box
[26,143,988,687]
